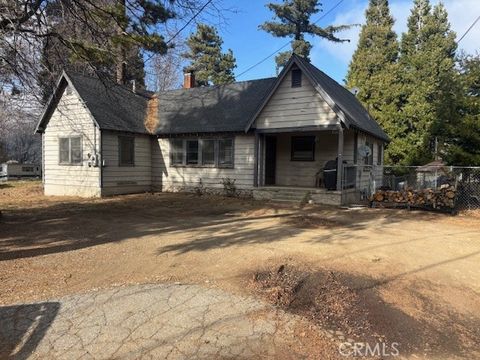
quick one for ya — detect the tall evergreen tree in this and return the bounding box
[183,24,236,86]
[395,0,458,165]
[260,0,351,70]
[443,54,480,165]
[346,0,400,164]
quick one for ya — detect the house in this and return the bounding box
[0,160,41,180]
[35,55,388,204]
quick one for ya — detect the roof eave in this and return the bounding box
[35,71,102,134]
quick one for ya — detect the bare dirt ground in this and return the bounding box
[1,181,479,359]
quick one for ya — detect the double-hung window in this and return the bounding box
[365,141,374,165]
[186,140,199,165]
[377,144,383,165]
[59,136,82,165]
[169,138,234,168]
[201,140,216,166]
[218,139,234,167]
[119,136,135,166]
[171,139,184,165]
[291,136,315,161]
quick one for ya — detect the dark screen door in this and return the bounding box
[264,136,277,185]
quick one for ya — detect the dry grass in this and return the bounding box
[1,181,480,359]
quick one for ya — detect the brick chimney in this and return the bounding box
[183,72,195,89]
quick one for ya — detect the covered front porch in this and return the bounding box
[252,126,352,206]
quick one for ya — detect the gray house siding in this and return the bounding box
[255,69,339,130]
[43,88,102,197]
[152,135,255,193]
[101,131,153,196]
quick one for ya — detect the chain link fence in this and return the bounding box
[341,164,480,211]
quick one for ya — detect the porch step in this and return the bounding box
[271,189,311,203]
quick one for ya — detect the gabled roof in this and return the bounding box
[37,56,389,142]
[154,77,276,135]
[245,54,389,141]
[36,71,151,135]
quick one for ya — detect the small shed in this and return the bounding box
[416,160,450,189]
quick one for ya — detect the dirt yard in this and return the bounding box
[1,181,479,359]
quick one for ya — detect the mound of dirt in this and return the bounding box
[251,265,374,340]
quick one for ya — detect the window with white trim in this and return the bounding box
[59,136,82,165]
[186,140,199,165]
[201,140,215,165]
[171,139,184,165]
[218,139,234,167]
[169,138,234,168]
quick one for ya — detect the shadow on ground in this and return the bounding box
[0,192,458,262]
[0,302,60,360]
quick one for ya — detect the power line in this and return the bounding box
[458,15,480,43]
[165,0,214,45]
[236,0,346,79]
[144,0,214,65]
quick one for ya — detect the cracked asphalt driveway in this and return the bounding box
[0,283,332,360]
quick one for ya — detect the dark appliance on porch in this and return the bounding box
[323,160,338,190]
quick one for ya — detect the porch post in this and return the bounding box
[254,132,259,187]
[336,127,344,191]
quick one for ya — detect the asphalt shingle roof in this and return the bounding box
[66,72,151,134]
[39,56,388,142]
[154,77,276,135]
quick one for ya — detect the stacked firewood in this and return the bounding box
[371,184,456,209]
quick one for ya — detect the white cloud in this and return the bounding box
[313,0,480,67]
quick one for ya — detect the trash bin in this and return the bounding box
[323,160,338,190]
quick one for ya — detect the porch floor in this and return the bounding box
[259,185,341,194]
[253,186,343,206]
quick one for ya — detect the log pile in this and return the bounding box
[371,184,456,209]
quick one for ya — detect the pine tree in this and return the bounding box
[36,0,174,102]
[443,54,480,165]
[183,24,237,86]
[260,0,351,70]
[394,0,458,165]
[346,0,400,164]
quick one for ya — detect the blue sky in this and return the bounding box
[185,0,480,85]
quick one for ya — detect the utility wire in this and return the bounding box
[236,0,346,79]
[458,15,480,43]
[165,0,214,45]
[144,0,214,65]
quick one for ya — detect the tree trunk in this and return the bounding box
[116,0,127,85]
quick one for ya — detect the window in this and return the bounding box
[186,140,199,165]
[202,140,215,165]
[291,136,315,161]
[291,69,302,88]
[377,144,383,165]
[59,136,82,165]
[365,141,374,165]
[171,139,183,165]
[119,136,135,166]
[169,138,234,168]
[218,139,234,167]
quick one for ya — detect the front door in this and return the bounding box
[264,136,277,185]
